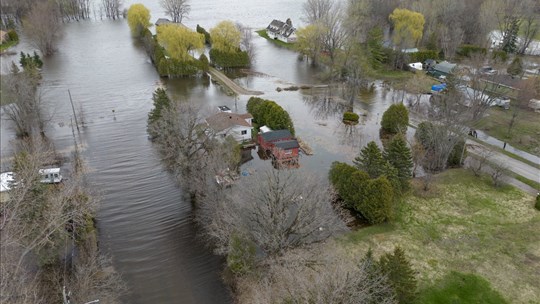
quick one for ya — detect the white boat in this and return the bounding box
[0,172,15,192]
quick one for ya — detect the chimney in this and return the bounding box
[286,18,292,26]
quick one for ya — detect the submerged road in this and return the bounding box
[208,67,264,96]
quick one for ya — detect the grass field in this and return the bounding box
[0,40,18,52]
[477,107,540,157]
[341,169,540,303]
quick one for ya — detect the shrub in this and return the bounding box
[507,57,523,76]
[535,194,540,211]
[447,138,466,168]
[196,24,211,45]
[409,50,439,63]
[246,97,295,135]
[492,50,508,62]
[7,29,18,42]
[329,162,394,224]
[209,48,250,68]
[381,103,409,134]
[457,44,487,58]
[227,234,256,276]
[198,54,209,72]
[343,111,359,123]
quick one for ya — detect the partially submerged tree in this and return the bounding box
[127,4,151,38]
[23,1,62,56]
[200,169,346,256]
[381,103,409,134]
[160,0,190,23]
[156,24,205,61]
[1,64,48,138]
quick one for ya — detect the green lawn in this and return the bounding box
[477,107,540,157]
[341,169,540,304]
[255,29,296,50]
[416,271,508,304]
[0,40,18,52]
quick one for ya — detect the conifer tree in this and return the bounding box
[384,135,413,189]
[379,247,417,304]
[354,141,386,178]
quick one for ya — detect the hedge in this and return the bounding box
[209,48,250,68]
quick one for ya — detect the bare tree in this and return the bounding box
[1,136,124,303]
[517,0,540,55]
[1,64,50,138]
[101,0,121,20]
[199,169,346,256]
[467,145,494,177]
[236,245,397,304]
[23,1,62,56]
[160,0,190,23]
[490,159,509,187]
[237,23,256,63]
[302,0,334,24]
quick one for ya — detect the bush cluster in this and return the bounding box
[196,24,212,45]
[381,103,409,134]
[456,44,487,58]
[6,29,18,42]
[343,111,360,123]
[408,50,439,63]
[141,28,204,77]
[247,97,295,135]
[209,48,250,68]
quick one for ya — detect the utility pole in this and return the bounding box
[68,89,80,133]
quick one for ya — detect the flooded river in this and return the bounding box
[0,1,402,303]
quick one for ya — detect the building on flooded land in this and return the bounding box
[258,129,299,168]
[266,18,297,43]
[205,112,253,142]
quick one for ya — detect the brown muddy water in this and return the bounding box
[0,1,410,303]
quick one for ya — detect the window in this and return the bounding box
[241,130,247,135]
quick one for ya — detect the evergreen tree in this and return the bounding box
[367,27,386,70]
[148,88,171,125]
[384,135,413,189]
[362,249,395,304]
[381,103,409,134]
[379,247,417,304]
[354,141,386,178]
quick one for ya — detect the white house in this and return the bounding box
[205,112,253,142]
[266,18,297,43]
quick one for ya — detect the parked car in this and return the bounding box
[479,66,497,75]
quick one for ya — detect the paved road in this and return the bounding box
[208,67,263,96]
[467,140,540,184]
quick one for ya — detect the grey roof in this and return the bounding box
[156,18,172,26]
[266,19,296,38]
[260,129,292,142]
[206,112,252,132]
[274,139,299,150]
[433,61,456,74]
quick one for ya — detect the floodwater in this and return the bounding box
[0,1,406,303]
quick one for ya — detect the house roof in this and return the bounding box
[274,139,299,150]
[260,129,292,142]
[156,18,172,26]
[266,19,296,38]
[206,112,252,132]
[434,61,456,74]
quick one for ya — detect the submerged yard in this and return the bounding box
[341,169,540,303]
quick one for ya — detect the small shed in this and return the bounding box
[272,140,299,161]
[430,61,456,78]
[258,129,293,151]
